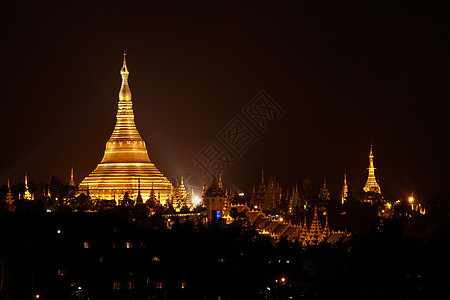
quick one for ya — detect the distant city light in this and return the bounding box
[239,192,244,197]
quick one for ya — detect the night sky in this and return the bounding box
[1,1,448,202]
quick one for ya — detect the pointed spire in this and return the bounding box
[319,178,330,201]
[201,181,206,198]
[121,51,129,76]
[261,169,265,185]
[323,210,331,239]
[136,177,143,204]
[341,171,349,204]
[23,172,32,200]
[363,144,381,194]
[118,51,132,102]
[368,143,375,170]
[69,164,75,186]
[6,178,14,205]
[218,173,223,189]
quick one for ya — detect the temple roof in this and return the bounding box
[204,176,226,198]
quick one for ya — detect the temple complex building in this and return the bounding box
[203,176,228,221]
[263,176,282,211]
[318,178,330,202]
[78,53,173,202]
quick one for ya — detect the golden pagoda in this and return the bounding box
[308,206,324,246]
[78,53,173,202]
[363,144,381,194]
[23,172,33,200]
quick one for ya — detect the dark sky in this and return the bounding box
[1,1,448,202]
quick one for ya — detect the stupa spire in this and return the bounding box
[319,178,330,201]
[23,172,32,200]
[136,177,143,204]
[363,144,381,194]
[218,173,223,189]
[340,171,348,204]
[6,178,14,205]
[121,51,129,75]
[69,165,75,186]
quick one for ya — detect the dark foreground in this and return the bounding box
[0,211,447,299]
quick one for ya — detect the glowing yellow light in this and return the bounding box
[408,196,414,203]
[279,217,283,222]
[281,277,286,282]
[192,196,202,206]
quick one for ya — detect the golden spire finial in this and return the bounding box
[119,51,131,101]
[121,51,129,76]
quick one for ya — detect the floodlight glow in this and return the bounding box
[192,196,202,206]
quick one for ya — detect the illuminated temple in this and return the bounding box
[78,53,173,202]
[363,144,381,194]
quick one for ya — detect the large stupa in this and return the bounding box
[78,53,173,202]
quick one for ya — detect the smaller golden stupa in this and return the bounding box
[363,144,381,194]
